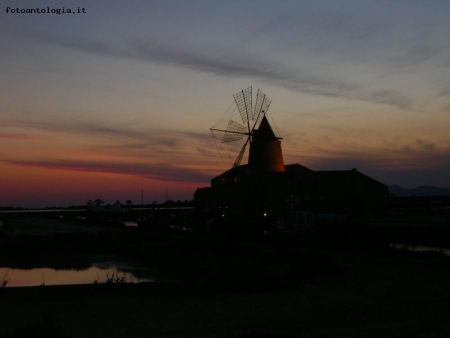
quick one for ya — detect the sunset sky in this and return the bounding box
[1,0,450,207]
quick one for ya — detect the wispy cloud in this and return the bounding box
[415,139,436,152]
[0,117,222,179]
[1,118,211,150]
[8,27,416,111]
[4,158,211,183]
[0,133,51,141]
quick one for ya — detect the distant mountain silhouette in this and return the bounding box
[389,185,450,197]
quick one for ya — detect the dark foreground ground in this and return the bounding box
[2,250,450,337]
[2,214,450,337]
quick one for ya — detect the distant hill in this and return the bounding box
[389,185,450,197]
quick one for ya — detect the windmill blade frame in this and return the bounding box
[233,87,253,131]
[210,86,274,168]
[222,120,247,143]
[253,89,271,131]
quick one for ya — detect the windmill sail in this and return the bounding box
[211,86,280,168]
[253,89,271,130]
[233,87,252,129]
[222,120,247,143]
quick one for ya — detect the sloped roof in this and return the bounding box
[212,164,248,180]
[314,169,387,187]
[285,164,314,174]
[211,163,386,189]
[212,163,315,181]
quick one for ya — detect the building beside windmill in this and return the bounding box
[195,87,388,225]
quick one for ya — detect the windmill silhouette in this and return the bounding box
[210,86,282,169]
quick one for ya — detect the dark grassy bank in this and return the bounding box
[2,245,450,337]
[2,213,450,292]
[2,213,450,337]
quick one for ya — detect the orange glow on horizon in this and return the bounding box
[0,163,204,207]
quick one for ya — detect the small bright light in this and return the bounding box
[263,213,267,217]
[221,214,225,217]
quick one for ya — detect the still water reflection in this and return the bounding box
[1,261,155,287]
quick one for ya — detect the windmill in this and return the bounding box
[210,86,276,168]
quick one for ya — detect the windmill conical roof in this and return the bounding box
[253,116,277,141]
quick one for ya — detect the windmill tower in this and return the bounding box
[211,87,285,174]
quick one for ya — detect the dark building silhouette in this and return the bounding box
[195,89,388,226]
